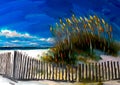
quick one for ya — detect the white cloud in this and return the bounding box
[0,29,34,38]
[39,38,46,41]
[11,40,20,43]
[39,37,55,43]
[4,42,18,47]
[11,40,32,43]
[30,42,39,46]
[0,28,54,47]
[46,38,55,42]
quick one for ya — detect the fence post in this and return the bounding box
[95,63,97,81]
[104,62,107,80]
[65,64,67,81]
[92,63,95,81]
[98,63,101,81]
[85,64,87,80]
[111,61,114,80]
[114,62,117,79]
[58,63,60,80]
[89,63,91,81]
[62,63,64,81]
[78,64,81,82]
[13,51,17,79]
[101,62,104,81]
[46,62,48,80]
[55,64,57,80]
[5,52,11,77]
[107,61,110,80]
[117,61,120,79]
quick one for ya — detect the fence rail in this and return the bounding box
[0,51,120,82]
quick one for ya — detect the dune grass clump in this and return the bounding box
[44,15,120,64]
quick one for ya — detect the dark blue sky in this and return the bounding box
[0,0,120,47]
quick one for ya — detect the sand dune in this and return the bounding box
[99,55,120,62]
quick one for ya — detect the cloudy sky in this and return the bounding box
[0,0,120,47]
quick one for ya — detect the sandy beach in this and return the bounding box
[0,75,120,85]
[0,49,48,58]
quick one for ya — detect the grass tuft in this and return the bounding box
[42,15,120,65]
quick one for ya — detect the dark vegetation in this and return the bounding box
[41,15,120,65]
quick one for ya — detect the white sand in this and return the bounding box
[0,75,119,85]
[0,49,48,58]
[99,55,120,62]
[16,49,49,58]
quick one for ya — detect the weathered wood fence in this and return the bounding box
[0,51,120,82]
[0,52,12,78]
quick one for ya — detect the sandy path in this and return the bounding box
[0,75,120,85]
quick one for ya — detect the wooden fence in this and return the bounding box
[0,52,12,78]
[0,51,120,82]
